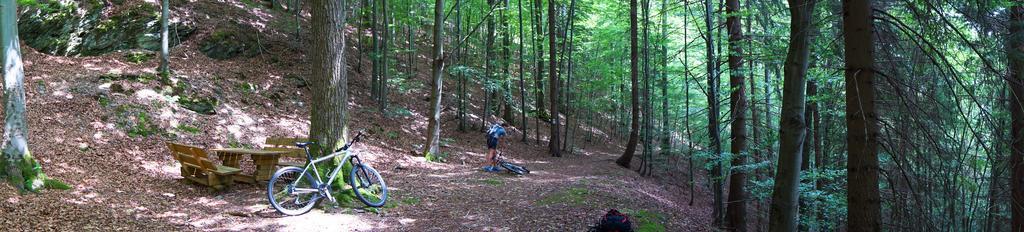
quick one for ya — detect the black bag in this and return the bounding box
[590,209,633,232]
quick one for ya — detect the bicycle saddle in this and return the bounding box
[295,141,316,148]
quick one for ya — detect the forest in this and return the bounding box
[0,0,1020,231]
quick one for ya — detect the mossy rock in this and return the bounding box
[199,25,260,60]
[178,96,219,115]
[18,1,194,56]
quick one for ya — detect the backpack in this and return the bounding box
[590,209,633,232]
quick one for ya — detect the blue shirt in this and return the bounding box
[487,125,506,140]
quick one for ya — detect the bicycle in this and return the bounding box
[266,131,388,216]
[495,151,530,175]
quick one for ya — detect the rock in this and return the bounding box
[199,24,260,60]
[18,1,195,56]
[177,95,218,115]
[284,74,308,88]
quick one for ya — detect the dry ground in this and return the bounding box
[0,0,716,231]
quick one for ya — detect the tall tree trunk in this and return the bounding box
[518,0,528,142]
[724,0,748,228]
[159,0,170,76]
[371,0,380,102]
[683,4,695,206]
[532,0,546,124]
[547,0,561,157]
[423,0,445,156]
[0,0,62,192]
[308,0,348,152]
[844,0,881,231]
[483,0,497,129]
[639,0,653,177]
[379,0,390,114]
[455,0,465,132]
[1010,3,1024,232]
[704,0,725,225]
[768,0,816,231]
[617,0,640,168]
[659,0,670,166]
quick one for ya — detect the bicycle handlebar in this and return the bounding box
[335,130,366,152]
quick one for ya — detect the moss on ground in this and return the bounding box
[535,187,590,206]
[623,209,667,232]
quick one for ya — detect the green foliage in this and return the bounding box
[481,178,504,186]
[100,72,157,83]
[125,51,153,64]
[176,124,201,134]
[441,138,455,146]
[535,187,590,206]
[623,209,666,232]
[96,94,112,107]
[236,82,258,95]
[425,152,448,163]
[387,107,414,118]
[114,105,162,138]
[400,197,421,206]
[385,131,399,139]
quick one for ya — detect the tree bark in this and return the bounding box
[547,0,561,157]
[0,0,59,192]
[423,0,445,156]
[768,0,816,231]
[308,0,349,152]
[724,0,748,228]
[159,0,170,76]
[518,0,528,142]
[1009,3,1024,232]
[617,0,640,168]
[844,0,881,231]
[704,0,725,225]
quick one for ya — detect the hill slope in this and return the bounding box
[0,0,712,231]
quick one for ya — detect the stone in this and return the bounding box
[18,1,195,56]
[199,24,260,60]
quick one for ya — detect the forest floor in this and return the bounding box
[0,0,716,231]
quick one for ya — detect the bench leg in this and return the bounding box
[223,175,235,188]
[208,174,224,190]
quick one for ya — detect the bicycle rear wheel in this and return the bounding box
[268,167,320,216]
[349,164,388,207]
[500,161,530,175]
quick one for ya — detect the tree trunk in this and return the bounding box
[704,0,725,225]
[547,0,561,157]
[518,0,528,142]
[0,0,62,192]
[844,0,881,231]
[659,0,670,166]
[455,0,465,132]
[639,0,653,177]
[768,0,816,231]
[724,0,748,228]
[379,0,390,114]
[159,0,170,76]
[483,0,497,129]
[617,0,640,168]
[308,0,348,153]
[532,0,546,123]
[422,0,445,156]
[1010,4,1024,232]
[370,0,380,102]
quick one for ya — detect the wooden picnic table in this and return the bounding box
[210,148,290,184]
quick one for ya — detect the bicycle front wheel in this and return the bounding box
[349,164,388,207]
[268,166,320,216]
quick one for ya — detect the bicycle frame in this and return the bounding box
[288,148,363,202]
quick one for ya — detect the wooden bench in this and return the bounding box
[264,137,310,167]
[167,142,242,190]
